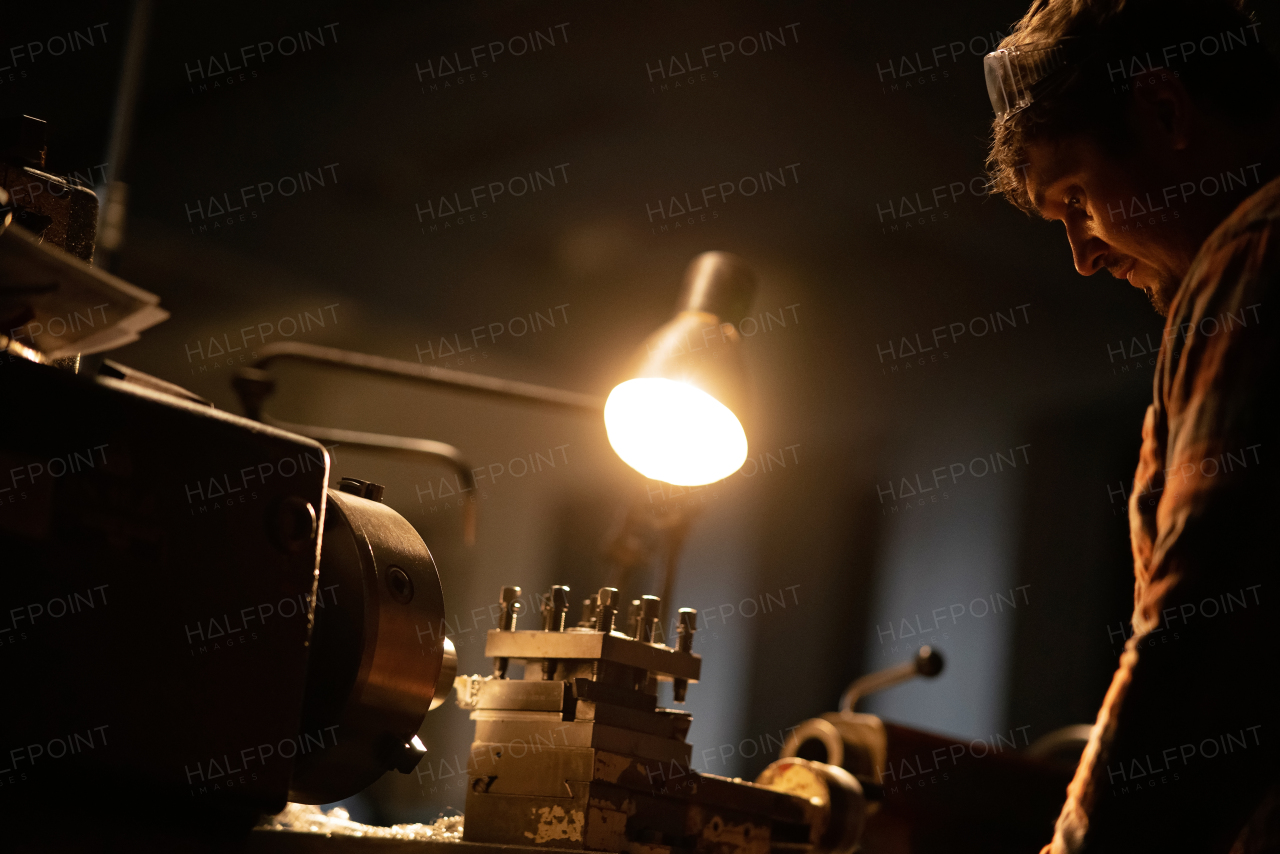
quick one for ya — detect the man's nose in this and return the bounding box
[1064,219,1109,276]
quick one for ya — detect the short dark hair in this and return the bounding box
[988,0,1278,213]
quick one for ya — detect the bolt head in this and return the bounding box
[642,595,662,620]
[386,566,414,604]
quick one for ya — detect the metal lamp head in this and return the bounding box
[605,251,757,487]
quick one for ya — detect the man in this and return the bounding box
[985,0,1278,850]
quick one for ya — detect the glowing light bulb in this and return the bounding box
[604,377,748,486]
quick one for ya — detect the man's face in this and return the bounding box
[1024,134,1193,315]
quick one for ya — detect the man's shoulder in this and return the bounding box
[1161,175,1273,423]
[1178,176,1280,314]
[1201,173,1280,254]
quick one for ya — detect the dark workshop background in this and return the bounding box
[10,0,1272,824]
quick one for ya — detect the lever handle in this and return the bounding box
[838,646,944,713]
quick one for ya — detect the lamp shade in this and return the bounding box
[605,252,757,486]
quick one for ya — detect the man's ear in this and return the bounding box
[1134,79,1194,152]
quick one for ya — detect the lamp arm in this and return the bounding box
[255,414,479,545]
[231,364,480,544]
[244,341,605,413]
[232,342,603,546]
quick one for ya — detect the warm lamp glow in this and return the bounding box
[604,377,748,486]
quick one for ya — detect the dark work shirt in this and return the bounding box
[1048,176,1279,852]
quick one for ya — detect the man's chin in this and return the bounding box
[1142,286,1171,317]
[1131,269,1177,317]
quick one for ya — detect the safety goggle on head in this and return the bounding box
[983,43,1072,119]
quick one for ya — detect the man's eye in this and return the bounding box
[1066,194,1084,210]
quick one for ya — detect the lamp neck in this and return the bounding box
[677,251,757,327]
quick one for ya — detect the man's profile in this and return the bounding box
[986,1,1278,850]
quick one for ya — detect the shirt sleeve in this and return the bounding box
[1045,224,1278,853]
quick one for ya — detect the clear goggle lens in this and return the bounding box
[984,45,1070,119]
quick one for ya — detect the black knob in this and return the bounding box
[915,646,944,677]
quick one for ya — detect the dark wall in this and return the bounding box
[1006,403,1147,736]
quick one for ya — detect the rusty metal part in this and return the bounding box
[451,584,862,854]
[287,487,449,804]
[244,831,528,852]
[756,757,866,854]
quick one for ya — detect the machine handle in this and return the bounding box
[838,646,944,713]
